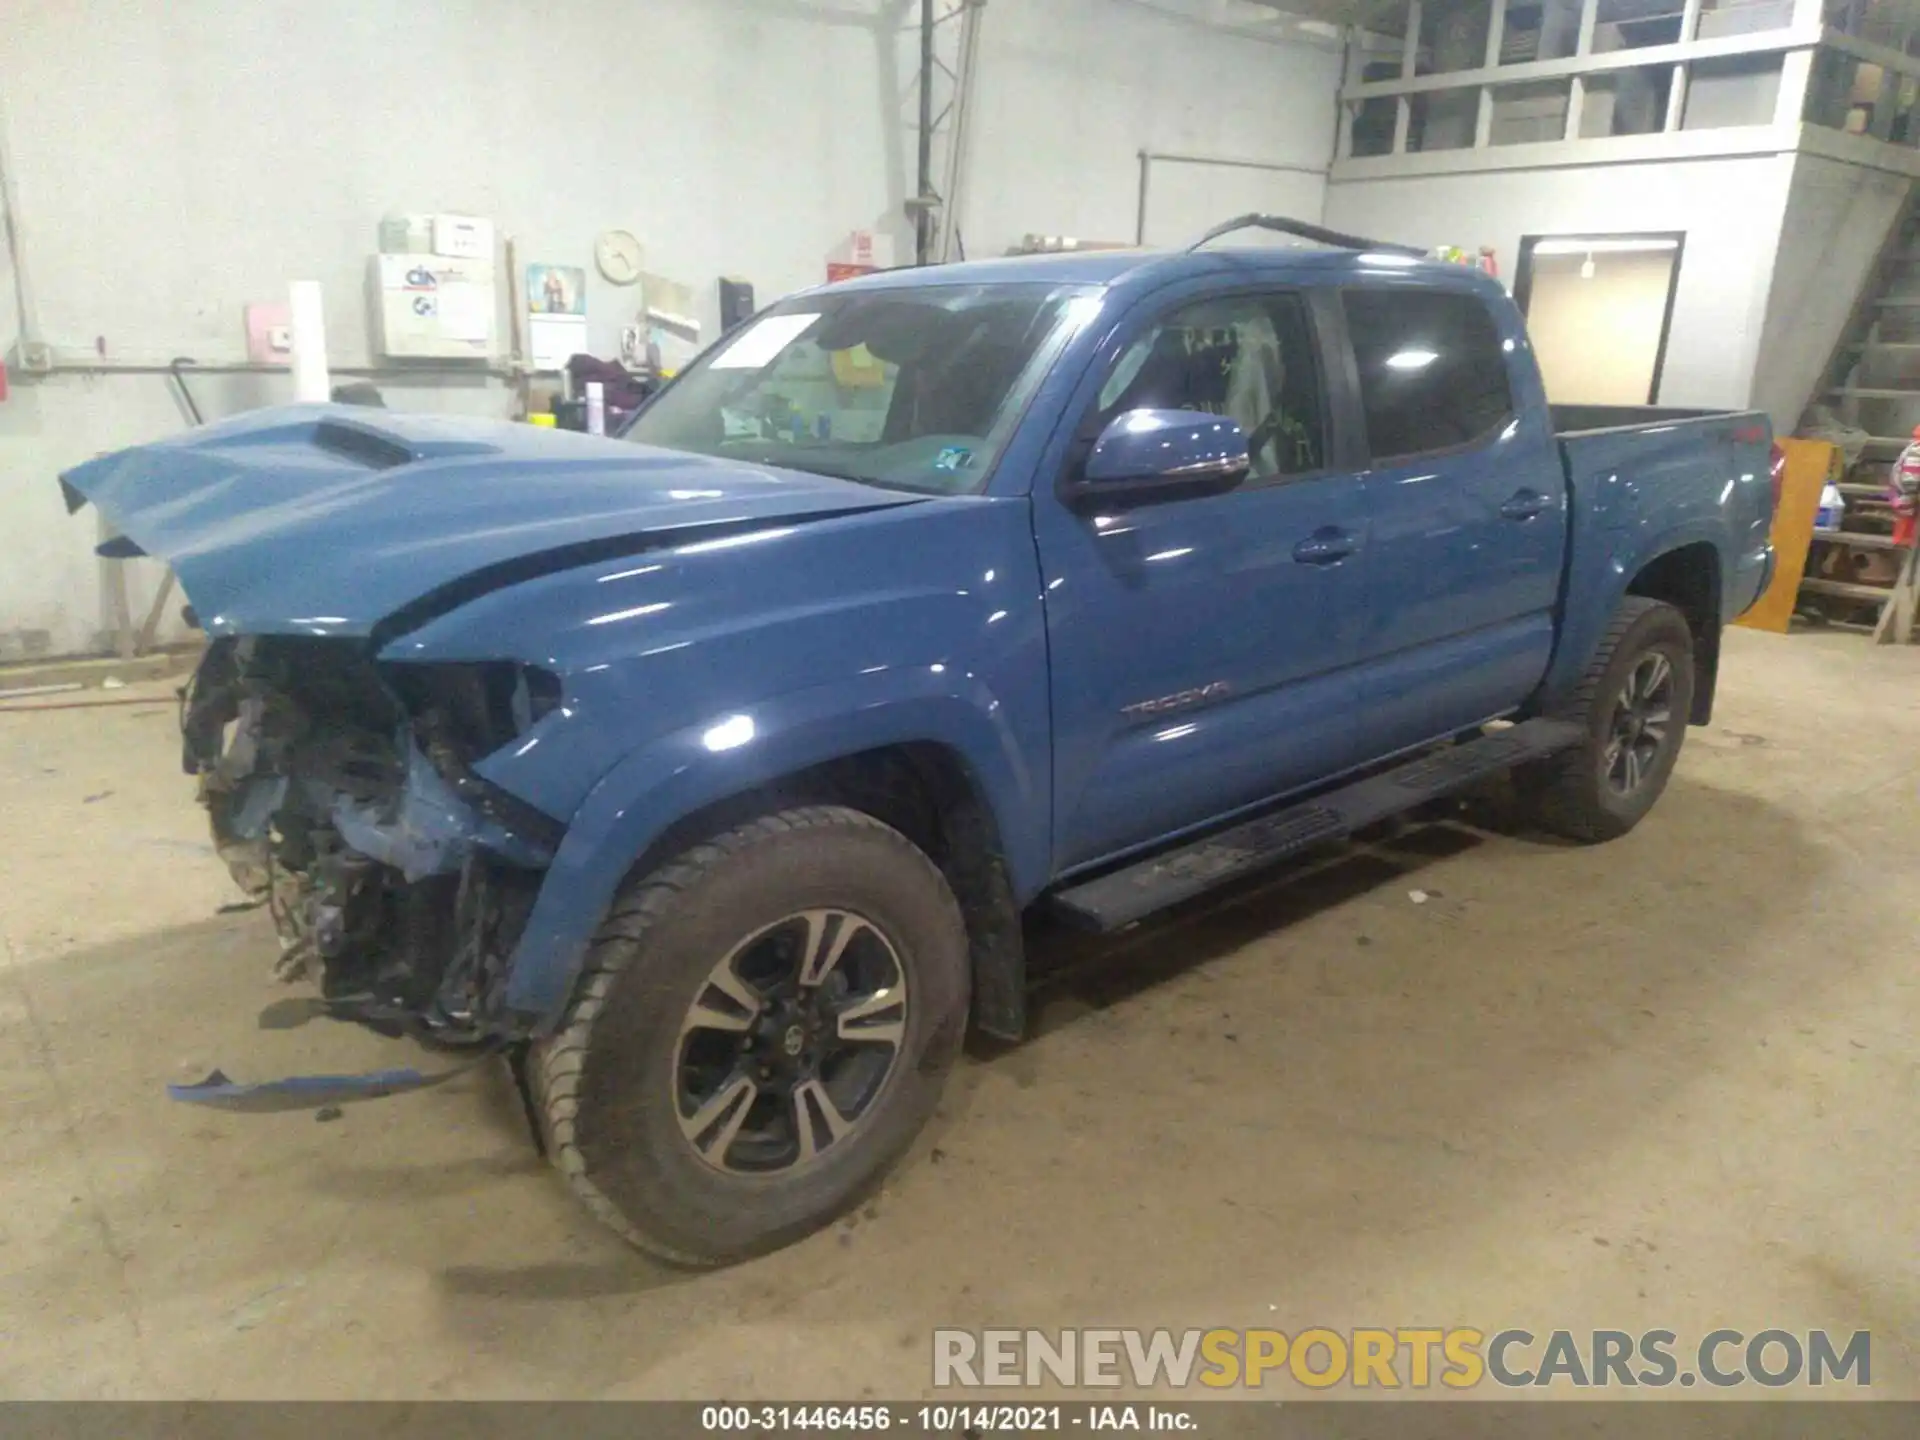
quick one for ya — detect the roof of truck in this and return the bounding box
[818,244,1505,299]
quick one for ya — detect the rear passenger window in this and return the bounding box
[1343,289,1515,463]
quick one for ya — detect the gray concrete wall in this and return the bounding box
[1750,152,1912,438]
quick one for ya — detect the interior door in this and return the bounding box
[1034,285,1371,873]
[1339,284,1567,758]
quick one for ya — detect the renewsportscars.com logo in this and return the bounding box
[932,1328,1872,1391]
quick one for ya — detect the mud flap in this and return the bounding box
[166,1050,498,1113]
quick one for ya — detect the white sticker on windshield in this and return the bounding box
[709,312,821,369]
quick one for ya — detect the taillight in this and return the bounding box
[1768,442,1786,514]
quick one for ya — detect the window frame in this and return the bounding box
[1067,283,1346,494]
[1337,283,1520,470]
[619,281,1092,498]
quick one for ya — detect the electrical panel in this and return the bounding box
[371,254,496,359]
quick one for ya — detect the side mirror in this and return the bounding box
[1063,409,1251,507]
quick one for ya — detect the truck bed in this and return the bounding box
[1541,401,1776,722]
[1550,403,1734,436]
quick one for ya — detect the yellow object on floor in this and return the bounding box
[1735,437,1841,634]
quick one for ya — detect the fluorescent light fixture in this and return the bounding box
[1534,238,1678,256]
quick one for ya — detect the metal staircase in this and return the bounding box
[1800,182,1920,637]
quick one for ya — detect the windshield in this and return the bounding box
[622,282,1090,495]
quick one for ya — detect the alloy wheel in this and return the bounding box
[673,909,909,1174]
[1602,650,1675,797]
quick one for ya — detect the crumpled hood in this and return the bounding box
[60,404,915,638]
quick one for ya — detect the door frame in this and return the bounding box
[1511,230,1687,405]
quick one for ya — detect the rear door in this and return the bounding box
[1033,281,1371,873]
[1338,284,1567,758]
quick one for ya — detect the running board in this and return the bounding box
[1049,718,1585,932]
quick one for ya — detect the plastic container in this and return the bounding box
[1815,481,1846,532]
[585,381,606,437]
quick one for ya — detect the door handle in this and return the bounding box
[1500,489,1551,521]
[1292,528,1356,565]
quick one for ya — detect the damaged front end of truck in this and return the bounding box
[59,403,921,1118]
[184,635,562,1048]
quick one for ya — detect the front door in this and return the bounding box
[1034,284,1371,873]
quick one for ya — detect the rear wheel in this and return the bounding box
[1520,597,1695,843]
[532,805,969,1264]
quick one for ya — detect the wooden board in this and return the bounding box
[1735,437,1842,635]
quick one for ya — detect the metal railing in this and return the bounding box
[1335,0,1920,174]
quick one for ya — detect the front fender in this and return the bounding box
[501,665,1045,1025]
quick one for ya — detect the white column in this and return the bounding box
[1665,0,1708,131]
[288,281,330,404]
[1566,0,1599,140]
[1395,2,1422,153]
[1477,0,1509,149]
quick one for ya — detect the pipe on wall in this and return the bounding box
[0,94,42,358]
[1134,149,1333,246]
[915,0,935,265]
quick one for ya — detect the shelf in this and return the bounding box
[1810,530,1903,549]
[1799,578,1892,603]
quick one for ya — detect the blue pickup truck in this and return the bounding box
[64,218,1777,1263]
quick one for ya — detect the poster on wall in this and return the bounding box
[526,263,588,371]
[528,263,586,316]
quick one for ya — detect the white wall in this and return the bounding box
[0,0,1341,659]
[1750,152,1912,436]
[1322,153,1798,410]
[957,0,1340,250]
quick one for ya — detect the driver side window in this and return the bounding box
[1095,292,1327,480]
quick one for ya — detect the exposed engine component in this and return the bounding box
[182,637,561,1044]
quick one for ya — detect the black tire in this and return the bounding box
[531,805,969,1265]
[1519,597,1695,843]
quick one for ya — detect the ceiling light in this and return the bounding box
[1534,238,1679,256]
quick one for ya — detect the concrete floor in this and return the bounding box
[1,626,1916,1400]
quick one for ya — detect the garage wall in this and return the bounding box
[0,0,1341,660]
[1750,153,1913,437]
[1322,153,1798,410]
[958,0,1341,250]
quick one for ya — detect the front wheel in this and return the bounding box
[531,805,969,1264]
[1519,597,1696,843]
